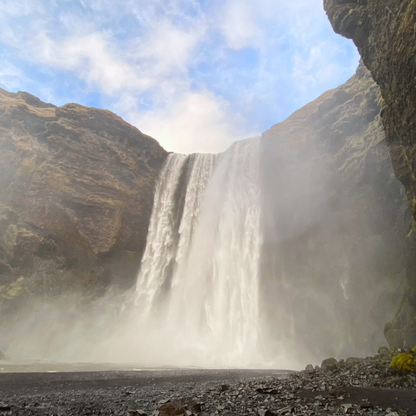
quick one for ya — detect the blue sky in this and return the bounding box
[0,0,359,153]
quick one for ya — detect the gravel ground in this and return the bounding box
[1,349,416,416]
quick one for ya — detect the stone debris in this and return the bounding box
[158,400,187,416]
[1,348,416,415]
[304,364,314,372]
[128,410,147,416]
[321,357,338,369]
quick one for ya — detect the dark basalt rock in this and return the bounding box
[324,0,416,353]
[158,400,187,416]
[321,357,338,369]
[261,62,409,359]
[0,352,416,415]
[0,88,168,320]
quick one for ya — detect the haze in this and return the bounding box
[0,0,358,154]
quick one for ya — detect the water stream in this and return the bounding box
[134,138,264,367]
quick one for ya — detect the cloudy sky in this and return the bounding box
[0,0,359,153]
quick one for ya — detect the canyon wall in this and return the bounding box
[0,88,167,319]
[2,11,415,351]
[324,0,416,349]
[261,62,410,357]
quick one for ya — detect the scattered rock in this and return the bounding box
[346,357,361,365]
[360,399,373,409]
[158,400,187,416]
[128,410,147,416]
[341,403,355,414]
[305,364,314,372]
[378,346,390,355]
[187,402,203,413]
[256,387,278,395]
[257,409,276,416]
[1,348,416,416]
[329,388,347,397]
[321,357,338,369]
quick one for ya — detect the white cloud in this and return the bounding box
[0,63,24,90]
[217,0,325,52]
[131,19,204,78]
[0,0,358,153]
[27,32,147,96]
[0,0,48,17]
[291,43,359,95]
[219,0,262,50]
[128,89,257,154]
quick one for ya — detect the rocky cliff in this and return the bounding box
[1,30,414,354]
[0,88,167,318]
[324,0,416,349]
[261,62,410,359]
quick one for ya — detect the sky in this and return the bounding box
[0,0,359,154]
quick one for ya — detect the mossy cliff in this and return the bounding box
[261,62,410,359]
[0,88,167,316]
[324,0,416,352]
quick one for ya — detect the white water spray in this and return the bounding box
[2,135,396,369]
[134,138,264,367]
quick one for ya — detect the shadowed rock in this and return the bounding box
[324,0,416,352]
[0,88,167,319]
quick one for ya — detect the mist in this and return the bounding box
[0,100,405,370]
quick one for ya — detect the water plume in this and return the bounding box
[130,138,266,367]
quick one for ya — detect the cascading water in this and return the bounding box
[101,134,395,370]
[134,138,264,367]
[4,135,397,368]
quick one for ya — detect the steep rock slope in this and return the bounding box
[261,62,410,358]
[0,88,167,314]
[324,0,416,349]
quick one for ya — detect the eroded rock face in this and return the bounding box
[261,63,410,357]
[0,88,167,315]
[324,0,416,351]
[324,1,416,210]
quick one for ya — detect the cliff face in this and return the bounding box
[261,63,410,359]
[0,88,167,316]
[324,0,416,349]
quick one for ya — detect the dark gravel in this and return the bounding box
[1,349,416,415]
[0,369,286,416]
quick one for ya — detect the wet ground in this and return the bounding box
[0,367,288,415]
[1,353,416,416]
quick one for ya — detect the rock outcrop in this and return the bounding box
[261,62,410,358]
[0,88,167,317]
[324,0,416,351]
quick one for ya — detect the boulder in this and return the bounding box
[346,357,361,365]
[378,346,390,355]
[305,364,314,372]
[321,357,338,369]
[158,401,187,416]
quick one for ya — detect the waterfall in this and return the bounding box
[134,138,264,367]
